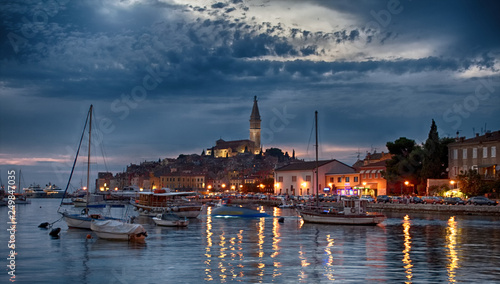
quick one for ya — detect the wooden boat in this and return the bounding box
[298,198,385,225]
[132,189,202,218]
[91,219,147,242]
[152,213,189,227]
[297,111,385,226]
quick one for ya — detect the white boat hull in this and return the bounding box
[91,220,147,242]
[152,218,189,227]
[299,211,385,225]
[62,212,120,230]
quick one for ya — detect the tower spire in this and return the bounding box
[249,96,261,152]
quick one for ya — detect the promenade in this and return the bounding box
[216,198,500,216]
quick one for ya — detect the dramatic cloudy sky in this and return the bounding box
[1,0,499,187]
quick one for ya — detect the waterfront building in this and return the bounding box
[206,96,261,157]
[448,131,499,180]
[324,164,360,196]
[160,173,206,192]
[274,160,351,197]
[358,161,388,196]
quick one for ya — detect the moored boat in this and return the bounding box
[43,183,65,198]
[152,212,189,227]
[131,189,202,218]
[24,184,46,198]
[297,198,385,225]
[91,219,147,242]
[297,111,385,226]
[211,199,269,218]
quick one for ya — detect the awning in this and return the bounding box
[360,170,366,174]
[478,164,496,168]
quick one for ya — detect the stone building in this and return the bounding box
[206,96,261,158]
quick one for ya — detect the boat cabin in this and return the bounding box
[343,198,368,215]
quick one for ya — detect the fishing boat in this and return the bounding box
[91,219,147,242]
[296,111,385,225]
[211,198,269,218]
[131,189,202,218]
[58,105,120,229]
[152,212,189,227]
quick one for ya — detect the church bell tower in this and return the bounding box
[249,96,261,151]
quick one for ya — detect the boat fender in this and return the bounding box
[133,207,138,211]
[138,208,143,212]
[278,217,284,223]
[86,234,92,239]
[166,207,172,212]
[350,208,356,213]
[173,207,179,212]
[81,208,89,215]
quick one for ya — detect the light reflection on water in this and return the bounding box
[1,199,500,283]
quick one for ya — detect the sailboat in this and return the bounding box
[58,105,120,229]
[296,111,386,225]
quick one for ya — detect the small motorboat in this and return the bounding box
[152,213,189,227]
[90,219,147,242]
[211,199,269,218]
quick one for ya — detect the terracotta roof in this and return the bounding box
[275,160,336,171]
[450,130,500,145]
[360,160,387,168]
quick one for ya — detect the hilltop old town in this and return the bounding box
[95,97,500,200]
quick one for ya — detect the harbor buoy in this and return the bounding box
[278,217,284,223]
[49,228,61,238]
[38,222,50,229]
[86,234,92,239]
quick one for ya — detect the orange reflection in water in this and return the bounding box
[446,216,459,283]
[204,207,213,281]
[402,215,413,284]
[324,234,335,281]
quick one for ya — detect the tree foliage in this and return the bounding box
[457,170,483,197]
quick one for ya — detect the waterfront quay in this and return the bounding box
[218,198,500,216]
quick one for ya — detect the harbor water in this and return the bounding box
[1,199,500,283]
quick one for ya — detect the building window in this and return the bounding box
[330,177,334,182]
[473,148,477,159]
[354,177,358,182]
[463,148,467,159]
[278,176,283,182]
[306,175,311,182]
[483,147,488,158]
[337,177,341,183]
[363,174,366,179]
[292,176,297,182]
[492,146,497,158]
[345,177,350,182]
[369,173,372,179]
[453,149,458,159]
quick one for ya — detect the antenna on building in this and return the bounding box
[355,148,361,160]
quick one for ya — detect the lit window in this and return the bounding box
[463,148,467,159]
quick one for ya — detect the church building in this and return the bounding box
[206,96,261,158]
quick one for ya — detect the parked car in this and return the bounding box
[376,195,391,203]
[466,196,498,206]
[410,196,424,204]
[360,195,375,203]
[444,197,465,205]
[391,196,403,203]
[423,196,443,204]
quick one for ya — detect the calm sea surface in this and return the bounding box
[1,199,500,283]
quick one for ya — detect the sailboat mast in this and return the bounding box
[87,105,93,196]
[315,111,319,208]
